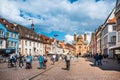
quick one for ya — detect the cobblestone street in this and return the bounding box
[0,57,120,80]
[32,58,120,80]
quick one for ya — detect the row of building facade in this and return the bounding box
[89,0,120,59]
[0,18,76,56]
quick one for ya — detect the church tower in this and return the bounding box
[74,32,76,41]
[84,33,87,41]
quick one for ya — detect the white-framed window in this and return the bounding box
[0,29,4,37]
[25,40,27,46]
[0,40,3,46]
[19,48,21,53]
[11,41,14,47]
[37,42,39,47]
[25,48,27,54]
[8,41,11,47]
[33,42,35,47]
[6,32,10,37]
[111,36,116,42]
[14,42,16,47]
[30,41,31,46]
[118,32,120,42]
[11,33,13,38]
[6,25,8,27]
[19,40,21,45]
[29,49,31,54]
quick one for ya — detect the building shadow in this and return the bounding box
[85,57,120,72]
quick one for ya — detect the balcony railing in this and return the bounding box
[108,42,116,47]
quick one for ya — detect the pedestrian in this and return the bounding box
[28,54,32,68]
[94,53,99,66]
[43,55,47,69]
[18,53,24,68]
[9,54,14,68]
[65,53,71,70]
[25,54,31,69]
[98,53,103,66]
[103,53,108,63]
[51,54,56,65]
[38,55,44,69]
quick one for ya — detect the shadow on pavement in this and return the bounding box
[85,57,120,72]
[61,68,69,71]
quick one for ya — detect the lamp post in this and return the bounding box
[53,34,58,54]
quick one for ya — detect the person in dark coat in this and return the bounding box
[98,53,103,65]
[65,53,71,70]
[38,55,44,69]
[94,53,99,65]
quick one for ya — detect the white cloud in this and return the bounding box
[0,0,115,35]
[65,34,74,44]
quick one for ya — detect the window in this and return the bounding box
[0,29,4,37]
[33,42,35,47]
[3,20,6,22]
[25,40,27,46]
[19,48,21,53]
[8,41,11,47]
[11,33,13,38]
[14,42,16,47]
[25,48,27,54]
[6,25,8,27]
[118,32,120,42]
[19,40,21,45]
[111,36,116,42]
[6,32,10,37]
[30,41,31,46]
[11,41,14,47]
[37,43,39,47]
[29,49,31,54]
[117,17,120,25]
[0,40,3,46]
[113,26,116,31]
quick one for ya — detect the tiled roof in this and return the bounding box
[65,43,76,49]
[17,25,43,42]
[0,18,19,33]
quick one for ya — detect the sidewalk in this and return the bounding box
[85,57,120,71]
[0,58,58,80]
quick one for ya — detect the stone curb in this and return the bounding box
[24,62,60,80]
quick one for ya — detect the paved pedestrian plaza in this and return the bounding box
[0,57,120,80]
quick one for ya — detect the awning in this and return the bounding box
[0,48,15,55]
[109,45,120,50]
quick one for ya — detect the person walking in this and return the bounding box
[94,53,99,66]
[98,53,103,66]
[65,53,71,70]
[18,53,24,68]
[43,55,47,69]
[38,55,44,69]
[28,54,32,68]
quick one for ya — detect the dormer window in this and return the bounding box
[11,26,15,30]
[47,40,49,42]
[3,20,6,22]
[6,24,8,27]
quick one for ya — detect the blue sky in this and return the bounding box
[0,0,116,43]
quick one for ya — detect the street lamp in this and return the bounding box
[53,34,58,54]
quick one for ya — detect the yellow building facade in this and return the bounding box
[73,33,89,56]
